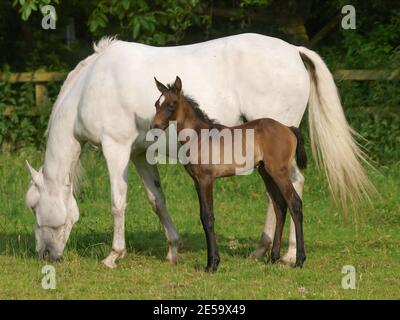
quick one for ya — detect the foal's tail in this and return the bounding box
[290,127,307,170]
[297,46,375,215]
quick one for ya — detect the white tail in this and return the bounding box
[297,46,375,217]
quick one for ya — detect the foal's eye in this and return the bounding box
[168,102,176,111]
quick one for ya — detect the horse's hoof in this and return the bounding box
[102,257,117,269]
[250,233,272,260]
[166,247,179,264]
[119,249,127,259]
[166,255,178,264]
[102,249,126,269]
[281,251,296,266]
[249,246,268,260]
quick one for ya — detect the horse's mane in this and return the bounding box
[45,36,119,193]
[46,36,120,135]
[167,83,224,130]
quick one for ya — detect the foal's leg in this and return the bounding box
[267,166,306,268]
[282,163,304,265]
[288,188,306,267]
[250,162,304,263]
[101,137,132,269]
[132,153,180,264]
[195,178,220,272]
[257,166,288,263]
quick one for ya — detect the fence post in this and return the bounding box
[33,69,51,112]
[35,82,49,111]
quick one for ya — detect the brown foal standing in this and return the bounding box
[151,76,307,272]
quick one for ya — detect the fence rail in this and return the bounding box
[1,70,66,110]
[1,69,399,113]
[333,69,400,81]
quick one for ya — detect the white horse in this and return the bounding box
[25,33,372,268]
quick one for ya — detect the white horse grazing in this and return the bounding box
[25,33,372,268]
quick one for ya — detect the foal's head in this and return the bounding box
[152,76,183,130]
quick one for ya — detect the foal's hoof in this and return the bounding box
[270,252,280,264]
[205,257,220,273]
[294,256,306,268]
[205,265,218,273]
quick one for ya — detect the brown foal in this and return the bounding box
[151,76,307,272]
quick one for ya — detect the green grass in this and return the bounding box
[0,148,399,299]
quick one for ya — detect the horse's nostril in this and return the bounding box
[45,249,62,262]
[55,255,63,262]
[50,254,62,262]
[41,249,50,260]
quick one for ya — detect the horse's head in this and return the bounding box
[25,161,79,261]
[152,76,183,130]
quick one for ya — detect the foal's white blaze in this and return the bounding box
[159,95,165,105]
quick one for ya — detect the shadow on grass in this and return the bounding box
[0,230,265,261]
[0,228,342,263]
[0,227,348,267]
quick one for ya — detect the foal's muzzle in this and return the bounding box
[151,122,166,131]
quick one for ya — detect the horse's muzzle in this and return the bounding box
[39,248,63,262]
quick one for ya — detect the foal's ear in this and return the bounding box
[154,77,168,93]
[174,76,182,94]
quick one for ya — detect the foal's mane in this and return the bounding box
[167,83,224,130]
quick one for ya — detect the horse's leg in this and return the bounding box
[249,197,276,259]
[267,166,306,268]
[195,177,220,272]
[132,153,180,264]
[257,166,288,263]
[281,163,304,265]
[101,137,131,269]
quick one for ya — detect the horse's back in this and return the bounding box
[72,33,309,145]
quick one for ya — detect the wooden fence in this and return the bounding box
[1,69,399,113]
[1,70,65,111]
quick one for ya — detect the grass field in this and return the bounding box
[0,148,399,299]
